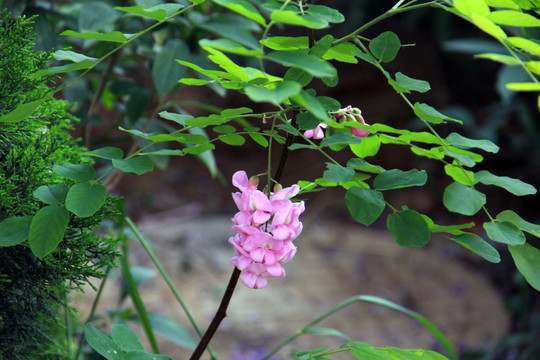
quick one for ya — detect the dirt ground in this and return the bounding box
[74,208,509,360]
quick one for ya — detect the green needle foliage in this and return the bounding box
[0,11,119,360]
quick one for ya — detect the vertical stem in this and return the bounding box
[189,268,241,360]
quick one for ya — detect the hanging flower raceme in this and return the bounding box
[229,171,305,289]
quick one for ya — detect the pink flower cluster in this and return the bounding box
[303,105,370,139]
[229,171,305,289]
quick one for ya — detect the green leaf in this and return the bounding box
[394,72,431,93]
[29,206,69,258]
[324,163,355,183]
[173,133,209,144]
[508,243,540,291]
[218,134,246,145]
[84,324,123,360]
[350,136,381,157]
[291,90,330,121]
[475,170,536,196]
[297,112,321,130]
[124,352,171,360]
[33,184,69,205]
[443,182,486,215]
[300,328,350,341]
[414,103,454,124]
[484,221,526,245]
[85,146,124,160]
[444,165,476,185]
[60,30,127,43]
[0,95,51,123]
[397,131,440,145]
[111,324,145,352]
[446,132,499,153]
[374,169,427,191]
[260,36,308,51]
[199,38,262,56]
[244,81,302,105]
[453,0,490,16]
[471,14,507,39]
[159,111,193,126]
[266,50,337,78]
[387,209,430,247]
[270,10,328,29]
[213,125,236,134]
[507,36,540,56]
[369,31,401,63]
[474,52,522,65]
[248,132,268,147]
[506,82,540,91]
[182,143,215,155]
[452,233,501,263]
[65,183,107,217]
[345,187,385,226]
[143,313,196,350]
[485,0,520,9]
[212,0,266,26]
[323,43,360,63]
[321,133,362,147]
[487,10,540,27]
[497,210,540,238]
[444,148,476,167]
[53,163,96,182]
[114,4,183,21]
[152,39,188,99]
[112,157,154,175]
[139,149,183,156]
[205,47,249,81]
[0,216,33,247]
[347,158,385,174]
[307,4,345,23]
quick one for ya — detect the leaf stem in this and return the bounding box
[120,235,160,354]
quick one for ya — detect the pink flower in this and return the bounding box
[304,123,327,139]
[229,170,305,289]
[351,127,370,138]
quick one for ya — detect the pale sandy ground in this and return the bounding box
[73,212,508,360]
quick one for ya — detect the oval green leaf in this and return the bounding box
[33,184,69,205]
[452,233,501,263]
[53,163,96,182]
[0,216,33,247]
[387,209,430,247]
[374,169,427,191]
[65,182,107,217]
[29,205,69,258]
[484,221,526,245]
[509,243,540,291]
[112,157,154,175]
[345,187,385,226]
[475,170,536,196]
[369,31,401,63]
[443,182,486,215]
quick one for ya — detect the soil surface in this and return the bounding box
[74,211,509,360]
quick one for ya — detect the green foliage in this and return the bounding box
[0,12,119,359]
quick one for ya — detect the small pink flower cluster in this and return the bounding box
[303,105,370,139]
[229,171,305,289]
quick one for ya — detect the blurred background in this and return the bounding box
[3,0,539,359]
